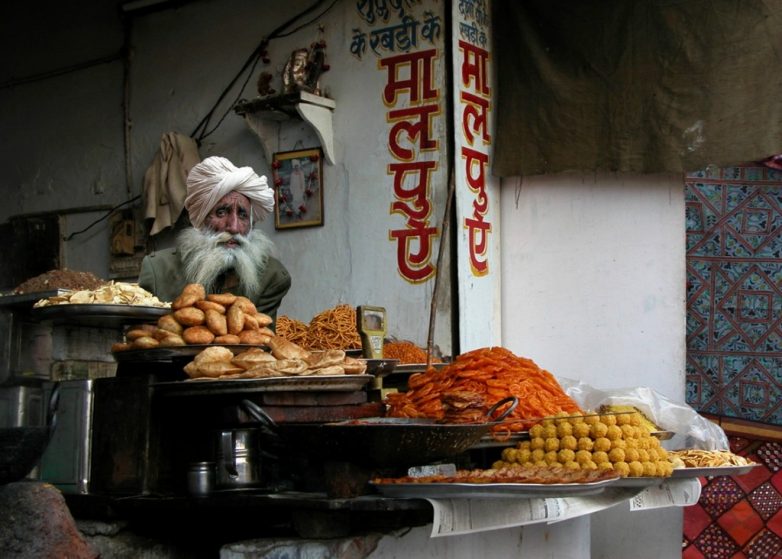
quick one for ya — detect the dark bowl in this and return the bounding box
[0,427,51,484]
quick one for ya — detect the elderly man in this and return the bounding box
[139,156,291,319]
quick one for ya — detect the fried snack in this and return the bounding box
[32,280,168,308]
[240,366,285,378]
[232,348,276,370]
[205,309,228,336]
[238,329,272,345]
[313,365,345,376]
[342,356,368,374]
[226,304,245,335]
[112,342,131,352]
[383,340,441,364]
[385,346,582,433]
[276,315,310,346]
[306,304,362,350]
[195,346,234,364]
[207,293,237,306]
[197,362,244,378]
[272,359,309,375]
[214,334,241,344]
[243,313,260,330]
[374,465,618,485]
[668,449,753,468]
[183,361,201,378]
[131,336,159,349]
[125,328,152,341]
[173,283,206,309]
[182,325,215,345]
[195,300,227,314]
[305,349,346,369]
[255,313,273,327]
[152,328,173,341]
[267,335,311,360]
[174,307,205,327]
[233,296,258,315]
[158,314,184,336]
[158,334,186,347]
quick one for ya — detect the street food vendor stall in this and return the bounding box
[2,0,781,558]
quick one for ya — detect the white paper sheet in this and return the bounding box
[628,478,702,511]
[426,479,700,537]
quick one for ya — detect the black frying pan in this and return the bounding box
[242,396,517,467]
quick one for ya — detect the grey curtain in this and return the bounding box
[492,0,782,176]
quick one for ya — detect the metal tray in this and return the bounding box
[113,344,266,363]
[153,374,374,396]
[611,477,666,488]
[0,290,64,309]
[671,463,759,478]
[30,303,169,327]
[392,363,448,374]
[371,477,619,499]
[362,358,399,377]
[475,430,676,448]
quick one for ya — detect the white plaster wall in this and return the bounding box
[0,0,453,352]
[500,172,686,559]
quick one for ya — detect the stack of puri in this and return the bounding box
[184,335,368,380]
[112,283,274,351]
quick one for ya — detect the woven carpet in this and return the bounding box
[682,436,782,558]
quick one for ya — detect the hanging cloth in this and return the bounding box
[142,132,201,235]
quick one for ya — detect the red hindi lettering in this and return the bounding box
[461,146,488,191]
[458,40,490,95]
[461,90,491,144]
[389,221,439,283]
[388,104,440,160]
[379,49,439,106]
[389,161,436,220]
[465,215,491,276]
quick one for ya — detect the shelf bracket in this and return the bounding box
[234,92,337,166]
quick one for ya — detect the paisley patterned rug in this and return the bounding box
[682,435,782,558]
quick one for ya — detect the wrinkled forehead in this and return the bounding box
[211,191,251,212]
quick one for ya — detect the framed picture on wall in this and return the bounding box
[272,148,324,230]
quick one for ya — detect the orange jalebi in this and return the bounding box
[385,346,582,433]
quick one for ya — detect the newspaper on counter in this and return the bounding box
[427,479,701,537]
[629,478,701,511]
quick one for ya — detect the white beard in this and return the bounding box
[176,228,274,301]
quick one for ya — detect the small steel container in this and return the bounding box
[187,461,215,496]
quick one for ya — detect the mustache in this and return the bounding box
[209,231,249,247]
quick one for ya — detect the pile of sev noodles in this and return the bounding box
[277,304,362,351]
[275,316,309,346]
[385,346,582,434]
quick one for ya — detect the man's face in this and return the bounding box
[204,191,252,245]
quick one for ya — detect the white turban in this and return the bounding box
[184,156,274,229]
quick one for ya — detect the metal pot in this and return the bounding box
[0,383,59,484]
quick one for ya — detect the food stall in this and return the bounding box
[3,0,779,557]
[0,273,753,557]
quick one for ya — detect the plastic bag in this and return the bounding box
[558,377,729,451]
